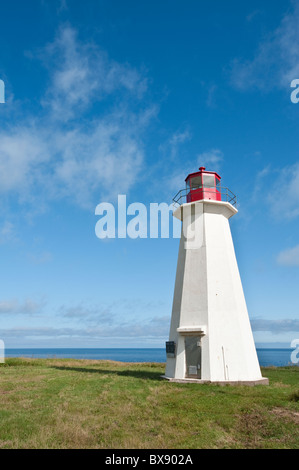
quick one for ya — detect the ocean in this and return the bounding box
[3,348,297,367]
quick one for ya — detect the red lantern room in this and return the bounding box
[185,167,221,203]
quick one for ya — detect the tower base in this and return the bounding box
[161,375,269,386]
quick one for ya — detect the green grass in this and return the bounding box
[0,358,298,449]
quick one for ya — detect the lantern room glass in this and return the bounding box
[190,176,202,189]
[202,174,215,188]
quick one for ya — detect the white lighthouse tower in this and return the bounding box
[164,167,268,385]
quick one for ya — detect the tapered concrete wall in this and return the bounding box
[165,199,266,384]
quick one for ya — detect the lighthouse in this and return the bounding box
[164,167,268,385]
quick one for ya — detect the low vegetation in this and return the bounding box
[0,358,298,449]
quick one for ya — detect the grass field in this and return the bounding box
[0,358,298,449]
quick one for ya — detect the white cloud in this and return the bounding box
[53,115,146,206]
[197,148,223,172]
[251,318,299,333]
[277,244,299,266]
[0,221,17,244]
[0,298,45,315]
[158,129,191,162]
[0,315,169,340]
[27,251,52,264]
[206,84,218,108]
[230,2,299,90]
[246,10,262,23]
[60,303,115,325]
[169,130,191,147]
[0,25,154,210]
[0,126,50,194]
[42,26,147,121]
[251,165,271,201]
[267,162,299,219]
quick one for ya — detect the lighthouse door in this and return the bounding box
[185,336,201,379]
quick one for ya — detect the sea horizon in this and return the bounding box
[3,347,297,368]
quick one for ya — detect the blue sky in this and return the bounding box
[0,0,299,348]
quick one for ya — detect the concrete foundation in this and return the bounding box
[162,375,269,386]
